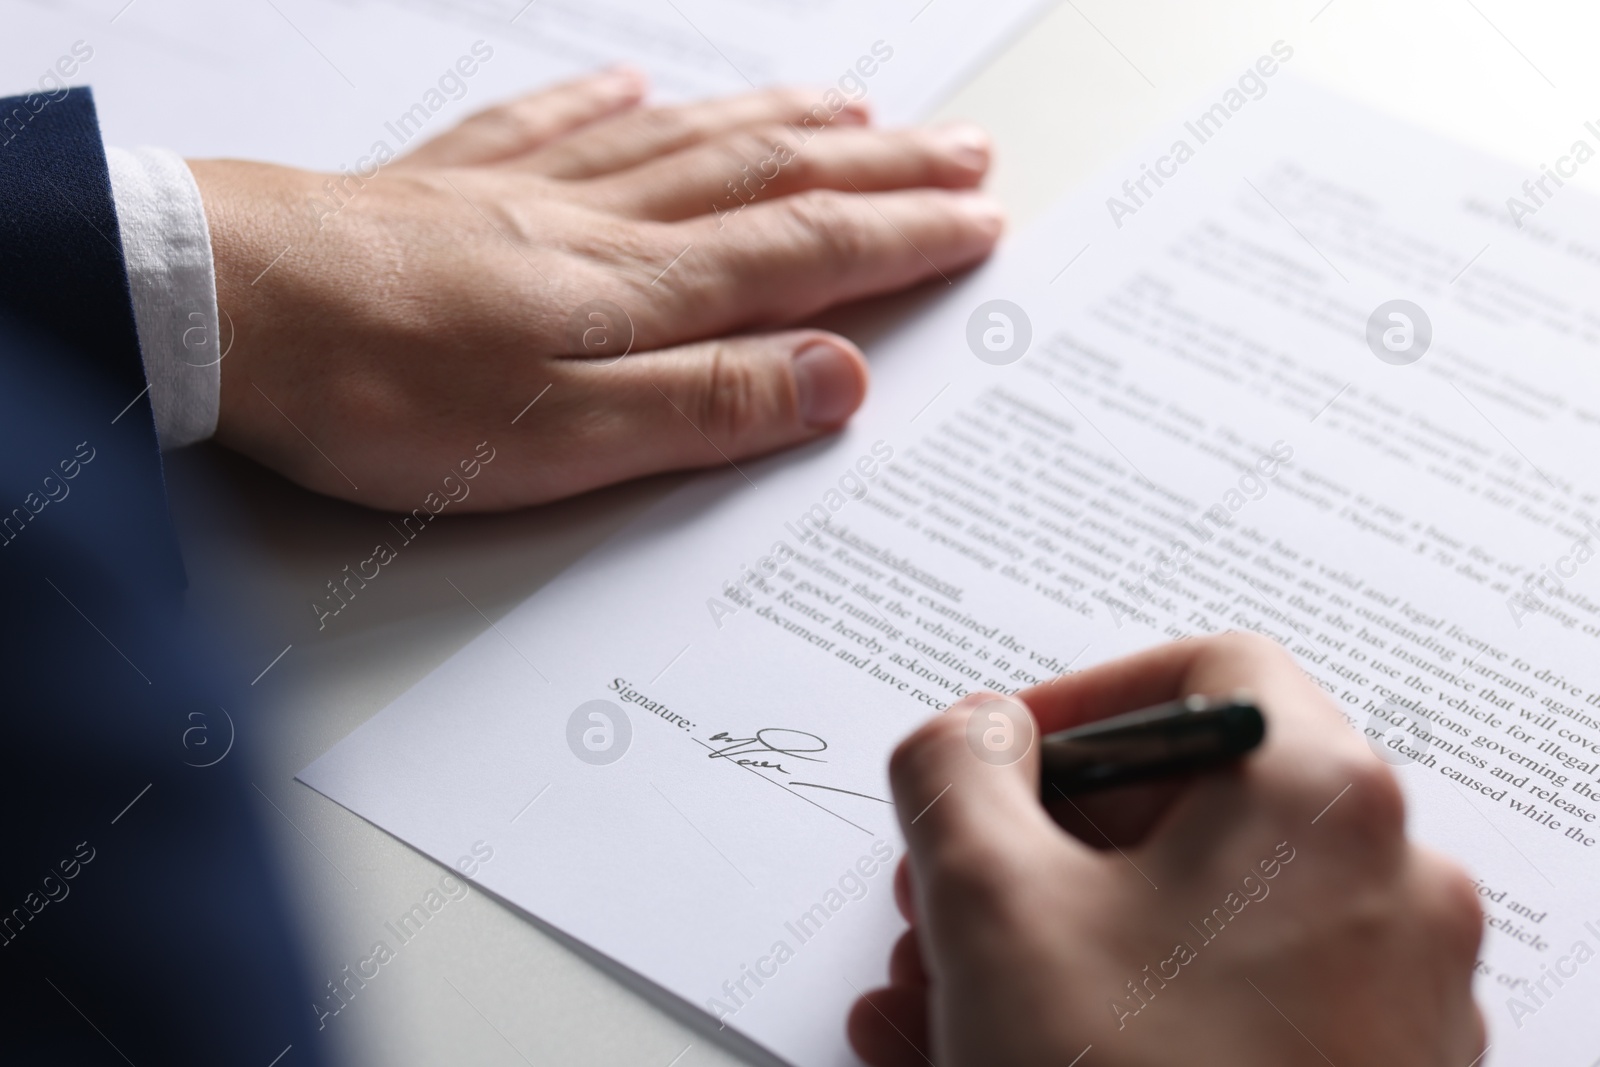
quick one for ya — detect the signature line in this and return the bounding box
[789,781,892,804]
[692,736,873,836]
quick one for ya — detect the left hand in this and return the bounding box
[191,69,1001,511]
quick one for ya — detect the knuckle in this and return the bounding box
[1336,890,1399,953]
[778,86,857,130]
[771,86,823,117]
[636,105,697,145]
[748,125,804,174]
[609,219,684,286]
[484,100,548,144]
[1207,629,1290,665]
[1323,752,1407,841]
[889,712,966,793]
[693,342,765,446]
[780,190,862,271]
[710,129,789,189]
[768,136,811,185]
[1429,858,1487,956]
[709,131,761,174]
[912,127,977,177]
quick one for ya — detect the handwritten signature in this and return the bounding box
[705,729,827,775]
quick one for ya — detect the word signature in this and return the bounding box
[705,729,828,775]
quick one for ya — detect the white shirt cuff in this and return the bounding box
[106,145,221,450]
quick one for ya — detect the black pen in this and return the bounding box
[1039,692,1266,799]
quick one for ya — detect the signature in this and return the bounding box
[705,728,827,775]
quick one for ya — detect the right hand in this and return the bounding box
[849,632,1486,1067]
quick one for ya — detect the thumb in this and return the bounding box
[567,330,869,477]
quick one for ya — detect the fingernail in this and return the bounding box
[949,691,996,713]
[933,121,990,169]
[954,191,1006,234]
[836,99,872,124]
[793,341,862,428]
[599,65,647,97]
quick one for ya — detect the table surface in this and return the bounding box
[168,3,1600,1064]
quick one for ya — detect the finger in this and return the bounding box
[893,856,916,924]
[518,86,868,179]
[556,330,868,479]
[1018,629,1346,733]
[1016,637,1244,735]
[1045,776,1192,849]
[1410,846,1485,973]
[891,692,1051,854]
[642,188,1002,338]
[845,986,929,1067]
[1113,634,1408,868]
[1357,847,1484,1064]
[396,67,646,168]
[1020,642,1247,845]
[889,693,1097,957]
[1021,633,1356,849]
[887,929,928,988]
[884,694,1095,1061]
[1467,1006,1489,1067]
[591,121,990,221]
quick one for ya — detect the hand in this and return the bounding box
[849,632,1486,1067]
[188,68,1001,510]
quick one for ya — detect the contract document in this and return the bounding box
[6,0,1052,162]
[300,71,1600,1064]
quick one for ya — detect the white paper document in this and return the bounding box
[6,0,1052,164]
[295,71,1600,1064]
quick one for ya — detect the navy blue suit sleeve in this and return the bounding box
[0,88,327,1067]
[0,86,145,386]
[0,85,182,592]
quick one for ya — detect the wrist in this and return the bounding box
[187,158,326,449]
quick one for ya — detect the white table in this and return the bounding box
[165,3,1599,1063]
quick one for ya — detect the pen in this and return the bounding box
[1039,692,1266,798]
